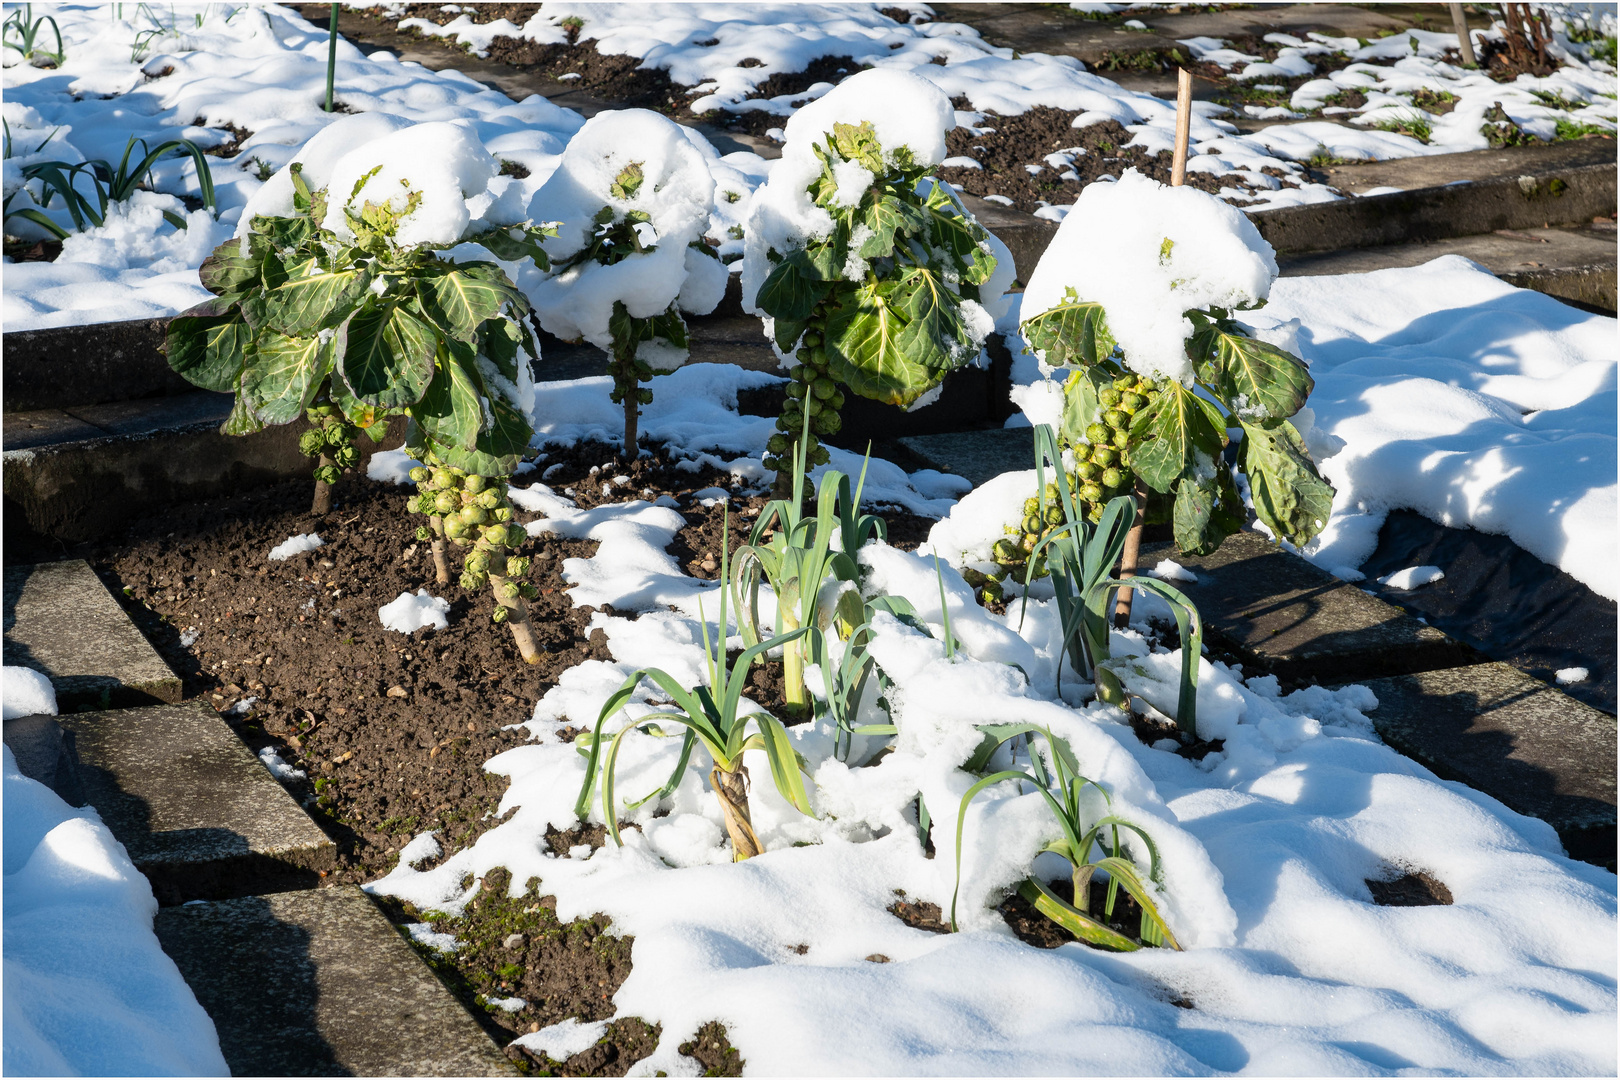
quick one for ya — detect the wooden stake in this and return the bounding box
[1170,66,1193,188]
[1449,3,1477,67]
[1117,70,1193,629]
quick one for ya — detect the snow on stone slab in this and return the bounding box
[378,590,451,634]
[3,746,228,1076]
[1378,564,1446,590]
[1556,667,1590,685]
[3,666,57,720]
[366,448,424,485]
[1021,169,1278,385]
[268,533,323,562]
[1243,255,1617,600]
[366,460,1617,1076]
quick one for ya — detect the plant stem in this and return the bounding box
[780,612,810,719]
[324,4,339,113]
[428,515,450,585]
[1112,479,1148,629]
[489,552,541,664]
[312,453,333,515]
[711,763,762,860]
[622,385,639,460]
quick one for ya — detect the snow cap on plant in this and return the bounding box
[526,108,725,364]
[1021,170,1278,384]
[234,112,412,237]
[740,68,955,316]
[318,120,500,248]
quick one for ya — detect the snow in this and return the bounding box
[514,1018,612,1062]
[268,532,324,561]
[525,109,723,360]
[321,121,500,248]
[3,666,58,720]
[379,589,451,634]
[364,423,1617,1076]
[1556,667,1590,685]
[1148,559,1197,584]
[258,746,306,782]
[1021,170,1278,384]
[1378,565,1446,590]
[367,448,424,485]
[4,746,227,1076]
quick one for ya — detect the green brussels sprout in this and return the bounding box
[463,506,489,526]
[1101,467,1125,489]
[298,430,326,457]
[1086,504,1104,524]
[1091,446,1118,467]
[1099,386,1122,408]
[506,523,526,548]
[492,605,510,624]
[1023,497,1040,517]
[982,579,1005,603]
[500,580,520,599]
[804,395,822,417]
[460,570,485,590]
[1099,409,1124,430]
[1022,513,1043,534]
[434,491,458,515]
[1080,481,1104,502]
[812,410,841,436]
[766,434,789,455]
[465,551,491,573]
[1086,422,1110,446]
[1043,483,1059,503]
[334,445,360,469]
[452,535,471,548]
[1111,427,1130,449]
[1021,533,1038,553]
[314,464,341,485]
[416,525,432,542]
[408,466,430,483]
[1121,392,1145,412]
[802,330,823,349]
[507,556,531,577]
[638,388,653,405]
[520,582,539,600]
[429,468,453,489]
[809,444,831,467]
[812,378,836,400]
[1113,374,1134,391]
[476,489,500,510]
[1077,460,1100,481]
[1045,506,1064,527]
[482,524,508,545]
[828,390,845,410]
[444,518,468,539]
[492,507,513,523]
[795,347,815,364]
[461,474,485,494]
[786,381,807,400]
[993,538,1022,563]
[960,566,988,587]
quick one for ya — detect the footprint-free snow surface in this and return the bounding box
[368,373,1616,1076]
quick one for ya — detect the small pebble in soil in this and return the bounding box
[503,933,526,949]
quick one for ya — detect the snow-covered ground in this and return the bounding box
[2,668,227,1076]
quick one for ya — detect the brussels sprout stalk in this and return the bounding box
[299,395,365,516]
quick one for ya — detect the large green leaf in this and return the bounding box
[249,212,315,255]
[197,237,262,296]
[1059,365,1116,449]
[860,194,929,261]
[756,251,831,323]
[474,222,555,272]
[262,259,371,336]
[1238,418,1336,547]
[1195,326,1313,425]
[1021,290,1116,369]
[339,298,438,408]
[412,343,485,452]
[1127,382,1227,494]
[221,386,266,436]
[1172,465,1246,556]
[480,317,523,382]
[417,264,518,343]
[241,330,332,425]
[166,303,249,393]
[891,267,971,377]
[923,184,994,284]
[826,282,937,407]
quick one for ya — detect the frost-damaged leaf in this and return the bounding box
[242,329,333,425]
[413,342,485,452]
[418,263,519,343]
[1127,381,1226,494]
[197,237,262,296]
[830,121,883,172]
[340,298,437,409]
[263,259,371,336]
[166,303,249,393]
[1172,465,1245,556]
[1238,418,1336,547]
[757,251,831,323]
[826,282,936,407]
[328,371,387,431]
[1021,290,1116,368]
[1194,326,1313,425]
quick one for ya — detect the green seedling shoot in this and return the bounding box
[5,136,216,239]
[576,512,814,860]
[2,5,64,66]
[951,724,1181,952]
[809,591,923,763]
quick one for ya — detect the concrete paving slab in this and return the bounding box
[898,427,1034,487]
[3,559,181,708]
[57,702,335,904]
[1138,530,1478,683]
[2,409,109,452]
[65,392,234,438]
[155,887,517,1077]
[1350,663,1616,866]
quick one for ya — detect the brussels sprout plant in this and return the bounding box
[164,158,556,661]
[751,119,999,490]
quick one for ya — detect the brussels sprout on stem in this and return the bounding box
[299,395,366,516]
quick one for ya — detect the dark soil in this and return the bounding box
[998,876,1161,950]
[939,111,1233,214]
[679,1023,746,1077]
[194,118,252,157]
[888,890,950,933]
[1366,869,1453,907]
[2,237,62,262]
[79,433,945,1070]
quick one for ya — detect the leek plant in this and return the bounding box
[5,136,215,237]
[731,421,886,719]
[2,5,64,66]
[809,592,922,763]
[575,514,814,860]
[951,724,1180,951]
[1021,425,1203,733]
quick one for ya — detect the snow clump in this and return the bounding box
[379,590,452,634]
[268,533,324,561]
[527,110,726,366]
[1556,667,1589,685]
[1020,169,1279,383]
[235,112,414,236]
[321,121,501,247]
[3,666,57,721]
[1377,564,1446,590]
[367,448,425,485]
